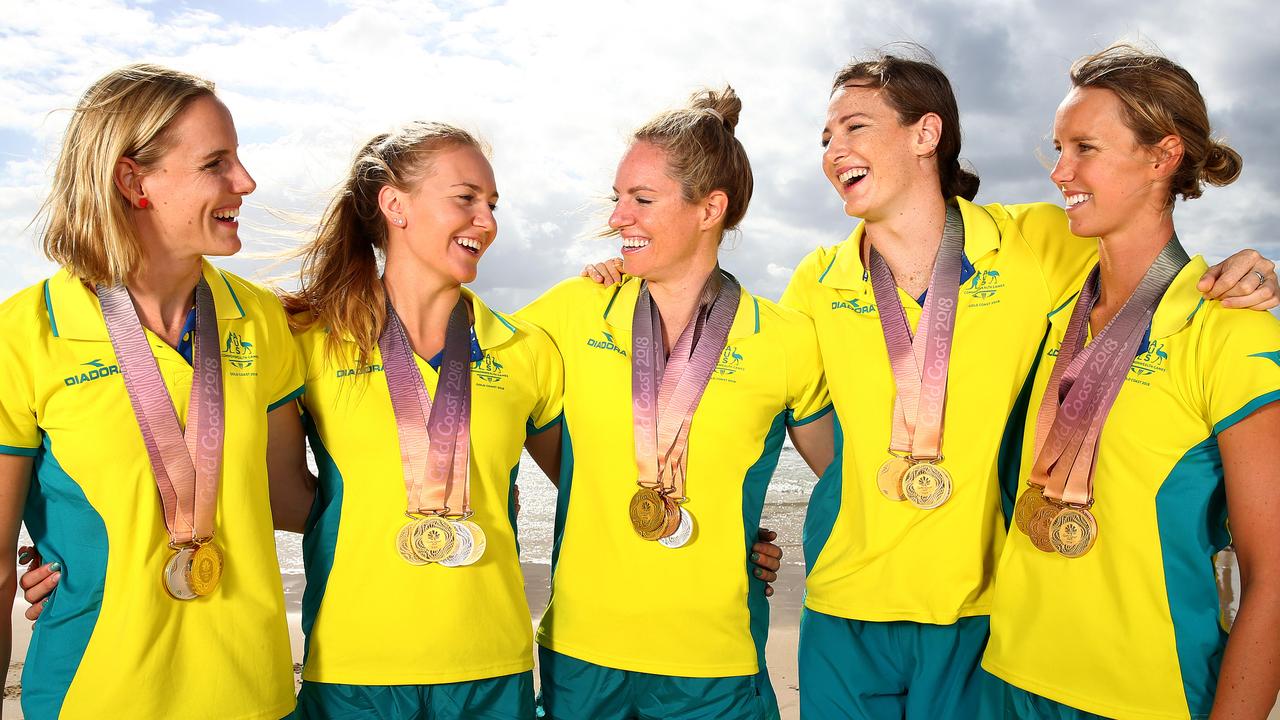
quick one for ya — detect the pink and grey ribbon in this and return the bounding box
[868,204,965,460]
[98,278,223,546]
[1031,237,1190,506]
[379,292,473,516]
[632,270,740,499]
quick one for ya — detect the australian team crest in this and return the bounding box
[223,331,257,370]
[472,352,507,388]
[963,269,1005,306]
[714,345,745,382]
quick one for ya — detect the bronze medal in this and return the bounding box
[658,507,694,549]
[1013,486,1046,536]
[411,516,457,563]
[659,496,682,538]
[630,487,669,540]
[877,456,910,501]
[162,547,198,601]
[902,462,952,510]
[1027,503,1059,553]
[188,541,224,596]
[1050,507,1098,558]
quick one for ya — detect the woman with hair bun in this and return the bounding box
[984,44,1280,719]
[521,86,834,720]
[0,64,300,719]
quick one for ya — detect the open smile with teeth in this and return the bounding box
[837,167,868,187]
[454,237,483,255]
[212,208,240,224]
[1064,193,1093,209]
[621,237,650,252]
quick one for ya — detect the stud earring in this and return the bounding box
[138,197,150,209]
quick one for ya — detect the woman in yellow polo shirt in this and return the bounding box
[983,44,1280,719]
[274,122,564,719]
[0,64,300,719]
[774,49,1278,720]
[520,87,834,720]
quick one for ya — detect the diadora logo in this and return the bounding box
[335,364,383,378]
[714,345,746,382]
[1130,339,1170,377]
[963,269,1005,306]
[64,358,120,386]
[222,331,257,371]
[831,299,876,314]
[472,352,507,388]
[586,331,627,357]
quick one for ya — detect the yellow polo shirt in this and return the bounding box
[295,287,563,685]
[983,256,1280,719]
[519,275,830,677]
[780,199,1095,624]
[0,261,301,720]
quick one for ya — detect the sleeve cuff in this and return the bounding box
[527,412,564,436]
[0,443,39,457]
[1213,389,1280,435]
[267,384,306,413]
[786,403,834,428]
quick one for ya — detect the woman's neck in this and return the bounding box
[125,252,203,348]
[383,261,463,361]
[645,250,719,353]
[1092,211,1176,333]
[860,191,949,299]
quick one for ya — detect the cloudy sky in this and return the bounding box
[2,0,1276,310]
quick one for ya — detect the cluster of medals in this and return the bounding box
[627,270,740,549]
[381,294,486,567]
[99,279,226,600]
[1014,238,1189,558]
[869,206,964,510]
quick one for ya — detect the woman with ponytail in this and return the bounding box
[276,122,564,719]
[520,86,833,720]
[774,48,1279,720]
[984,45,1280,719]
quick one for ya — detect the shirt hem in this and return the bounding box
[536,636,758,678]
[302,658,534,686]
[802,596,991,625]
[984,660,1193,720]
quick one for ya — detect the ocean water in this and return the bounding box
[274,445,819,574]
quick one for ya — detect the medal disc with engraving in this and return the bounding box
[458,520,487,565]
[440,521,475,567]
[1013,487,1047,536]
[412,516,457,563]
[659,496,682,538]
[877,456,910,501]
[630,487,669,540]
[1028,504,1059,553]
[397,521,428,565]
[902,462,952,510]
[659,507,694,549]
[163,547,198,601]
[1050,507,1098,558]
[188,541,224,596]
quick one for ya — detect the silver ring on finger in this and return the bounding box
[1254,270,1268,288]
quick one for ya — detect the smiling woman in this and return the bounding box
[0,63,302,720]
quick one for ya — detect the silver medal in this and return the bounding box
[659,507,694,549]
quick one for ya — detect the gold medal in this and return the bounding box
[1028,503,1059,553]
[1013,486,1046,536]
[1050,507,1098,558]
[902,462,952,510]
[629,487,669,540]
[877,456,910,501]
[397,521,428,565]
[188,541,224,596]
[411,516,457,563]
[162,547,198,601]
[458,520,487,565]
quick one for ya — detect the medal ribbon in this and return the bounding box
[1030,237,1190,506]
[631,270,740,500]
[868,204,965,460]
[98,278,224,546]
[379,293,473,516]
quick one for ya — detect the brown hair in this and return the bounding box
[832,48,980,201]
[38,64,216,284]
[1070,43,1241,205]
[280,122,485,366]
[632,85,754,233]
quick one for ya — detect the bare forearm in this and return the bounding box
[524,425,562,487]
[1212,582,1280,718]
